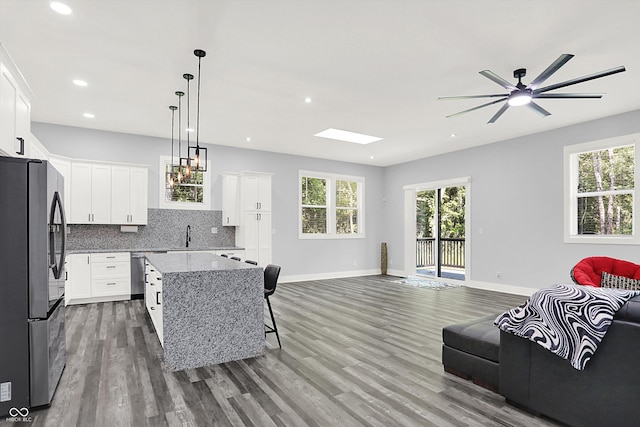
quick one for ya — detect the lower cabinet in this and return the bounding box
[65,252,131,305]
[145,260,163,346]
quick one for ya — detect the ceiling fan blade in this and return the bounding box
[445,98,507,118]
[527,101,552,117]
[533,66,626,94]
[535,93,603,99]
[479,70,517,91]
[487,103,510,124]
[527,54,574,89]
[438,94,507,100]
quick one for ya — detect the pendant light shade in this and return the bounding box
[168,105,178,188]
[180,73,194,179]
[188,49,207,172]
[175,91,185,183]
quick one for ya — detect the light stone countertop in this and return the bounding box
[145,252,255,274]
[67,246,244,254]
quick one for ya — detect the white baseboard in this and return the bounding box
[279,269,382,283]
[279,269,537,297]
[463,279,537,296]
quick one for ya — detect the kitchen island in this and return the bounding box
[144,252,264,371]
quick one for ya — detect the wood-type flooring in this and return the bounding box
[1,275,561,426]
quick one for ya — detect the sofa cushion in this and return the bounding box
[601,271,640,290]
[442,314,500,362]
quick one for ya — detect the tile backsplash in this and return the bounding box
[66,208,236,251]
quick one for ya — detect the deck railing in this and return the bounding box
[416,237,465,269]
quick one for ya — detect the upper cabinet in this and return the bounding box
[0,44,33,158]
[221,173,240,226]
[49,156,72,219]
[70,162,112,224]
[242,172,272,211]
[111,166,148,225]
[70,161,148,225]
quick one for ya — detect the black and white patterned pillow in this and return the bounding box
[601,271,640,290]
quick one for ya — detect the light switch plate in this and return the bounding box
[211,227,218,234]
[1,381,11,402]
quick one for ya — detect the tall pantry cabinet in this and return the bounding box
[233,172,273,266]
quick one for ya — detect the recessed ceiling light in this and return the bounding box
[73,79,87,87]
[450,133,457,138]
[50,2,72,15]
[370,156,375,160]
[186,128,194,132]
[245,137,252,142]
[83,113,95,118]
[304,97,313,104]
[314,128,382,145]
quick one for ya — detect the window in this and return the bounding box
[299,170,364,238]
[158,156,211,210]
[564,134,639,243]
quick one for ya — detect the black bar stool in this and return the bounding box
[264,264,282,348]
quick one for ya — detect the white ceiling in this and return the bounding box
[1,0,639,166]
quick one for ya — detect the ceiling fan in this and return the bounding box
[438,54,626,123]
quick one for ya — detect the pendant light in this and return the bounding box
[188,49,207,172]
[168,105,178,188]
[180,73,194,179]
[175,90,185,183]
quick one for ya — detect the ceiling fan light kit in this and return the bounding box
[439,54,626,123]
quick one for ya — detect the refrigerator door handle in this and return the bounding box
[49,191,66,280]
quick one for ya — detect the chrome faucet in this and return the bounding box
[186,225,191,247]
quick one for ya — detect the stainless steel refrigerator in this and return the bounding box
[0,157,67,417]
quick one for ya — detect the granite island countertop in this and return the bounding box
[144,251,265,370]
[145,252,255,273]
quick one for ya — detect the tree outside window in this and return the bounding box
[565,136,639,243]
[299,171,364,238]
[301,176,327,233]
[576,145,634,235]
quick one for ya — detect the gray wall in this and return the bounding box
[383,109,640,290]
[32,122,386,278]
[34,108,640,289]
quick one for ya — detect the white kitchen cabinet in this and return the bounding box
[238,211,271,266]
[65,252,131,305]
[242,172,272,211]
[65,254,92,304]
[145,260,163,346]
[70,162,111,224]
[49,156,72,218]
[0,45,33,158]
[235,172,272,266]
[221,173,240,226]
[111,165,148,225]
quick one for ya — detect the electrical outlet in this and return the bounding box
[211,227,217,234]
[496,271,502,279]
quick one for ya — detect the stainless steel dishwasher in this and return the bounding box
[131,251,167,299]
[130,252,146,299]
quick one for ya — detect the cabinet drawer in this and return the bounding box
[92,252,129,263]
[91,261,129,278]
[92,278,129,297]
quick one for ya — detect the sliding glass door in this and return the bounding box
[416,185,465,280]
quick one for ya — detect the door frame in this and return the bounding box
[403,176,471,280]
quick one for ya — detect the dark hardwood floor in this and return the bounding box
[2,276,560,426]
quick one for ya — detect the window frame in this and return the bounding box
[298,170,365,239]
[564,134,640,244]
[158,155,212,210]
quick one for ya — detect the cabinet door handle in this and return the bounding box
[156,292,161,305]
[150,307,155,310]
[16,137,25,155]
[106,265,116,269]
[144,273,148,283]
[107,282,117,286]
[88,213,91,222]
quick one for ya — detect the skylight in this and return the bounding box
[314,128,382,145]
